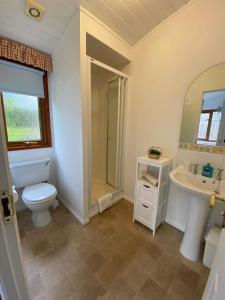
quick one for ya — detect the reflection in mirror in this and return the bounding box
[197,91,225,146]
[180,63,225,148]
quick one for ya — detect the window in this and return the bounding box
[0,60,51,151]
[197,109,221,144]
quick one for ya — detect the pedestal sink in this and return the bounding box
[170,167,224,261]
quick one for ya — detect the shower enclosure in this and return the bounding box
[88,58,127,206]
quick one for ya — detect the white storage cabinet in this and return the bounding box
[133,156,171,235]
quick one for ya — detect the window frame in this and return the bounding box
[0,60,52,151]
[197,109,219,142]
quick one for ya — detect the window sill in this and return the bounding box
[8,143,52,151]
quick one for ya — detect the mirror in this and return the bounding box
[180,63,225,148]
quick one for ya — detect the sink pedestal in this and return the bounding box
[180,196,210,261]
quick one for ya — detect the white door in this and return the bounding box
[106,78,119,188]
[0,102,30,300]
[106,76,126,190]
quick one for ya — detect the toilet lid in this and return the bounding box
[23,183,57,202]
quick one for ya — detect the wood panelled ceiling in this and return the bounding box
[80,0,192,45]
[0,0,192,54]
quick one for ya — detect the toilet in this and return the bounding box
[10,159,57,227]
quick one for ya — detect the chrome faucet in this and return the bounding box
[213,168,223,194]
[215,168,223,181]
[221,211,225,228]
[191,163,199,175]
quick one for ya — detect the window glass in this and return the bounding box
[2,92,41,142]
[197,113,209,139]
[209,111,221,141]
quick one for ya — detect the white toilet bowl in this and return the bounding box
[22,183,57,227]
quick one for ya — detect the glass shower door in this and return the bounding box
[106,77,126,190]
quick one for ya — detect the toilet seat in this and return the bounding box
[22,183,57,203]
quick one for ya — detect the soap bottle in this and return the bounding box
[202,163,214,178]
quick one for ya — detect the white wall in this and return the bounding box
[124,0,225,231]
[50,10,86,223]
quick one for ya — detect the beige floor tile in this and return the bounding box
[122,262,149,292]
[73,236,93,257]
[40,263,67,289]
[45,276,75,300]
[95,254,130,288]
[35,249,58,273]
[67,262,105,299]
[24,258,39,279]
[100,277,135,300]
[168,263,200,300]
[93,235,126,261]
[85,248,107,273]
[28,273,45,299]
[31,238,52,257]
[17,200,208,300]
[134,252,158,277]
[53,211,77,228]
[134,278,168,300]
[33,294,48,300]
[149,252,181,292]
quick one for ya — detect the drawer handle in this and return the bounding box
[142,204,149,208]
[143,184,150,189]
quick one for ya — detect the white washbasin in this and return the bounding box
[170,167,225,199]
[170,167,224,262]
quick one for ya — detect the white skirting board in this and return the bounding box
[58,196,89,225]
[165,217,186,232]
[89,193,134,218]
[123,194,134,204]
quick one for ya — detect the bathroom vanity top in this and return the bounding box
[170,167,225,199]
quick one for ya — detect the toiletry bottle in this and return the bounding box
[202,163,213,178]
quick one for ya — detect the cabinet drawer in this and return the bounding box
[135,201,154,227]
[136,182,157,206]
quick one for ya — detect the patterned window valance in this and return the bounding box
[0,38,53,72]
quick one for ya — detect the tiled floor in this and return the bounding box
[17,200,209,300]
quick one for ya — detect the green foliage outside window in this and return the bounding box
[2,92,41,142]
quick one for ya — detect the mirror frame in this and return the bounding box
[179,62,225,154]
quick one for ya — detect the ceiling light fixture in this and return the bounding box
[24,0,46,22]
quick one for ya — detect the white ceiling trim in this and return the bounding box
[80,6,132,49]
[134,0,197,49]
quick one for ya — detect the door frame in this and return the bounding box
[0,100,30,300]
[86,56,128,209]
